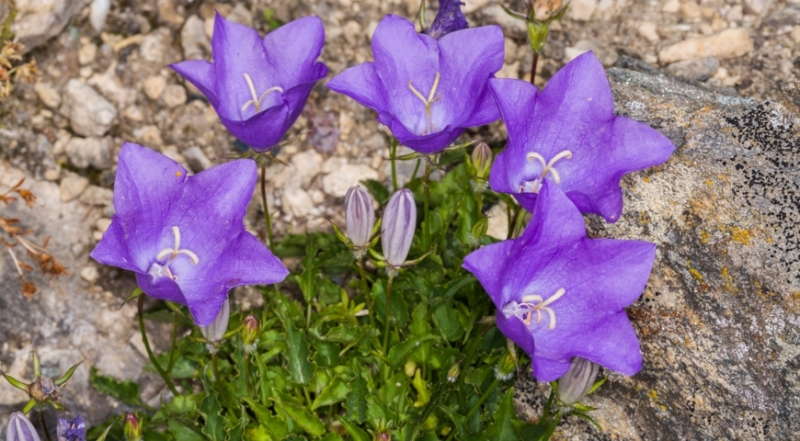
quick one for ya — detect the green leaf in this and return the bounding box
[297,241,319,304]
[285,320,315,385]
[199,391,226,441]
[324,324,361,343]
[313,340,340,367]
[409,303,431,336]
[361,178,390,205]
[344,362,368,423]
[89,366,142,406]
[272,398,326,437]
[387,335,440,368]
[485,388,516,441]
[433,303,465,341]
[243,398,289,439]
[167,420,206,441]
[338,417,371,441]
[312,376,351,410]
[412,369,431,408]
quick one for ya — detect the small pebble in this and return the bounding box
[143,76,167,101]
[80,265,99,283]
[162,84,187,108]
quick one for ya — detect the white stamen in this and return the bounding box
[156,226,200,265]
[523,150,573,193]
[241,73,283,114]
[408,72,442,134]
[514,287,566,330]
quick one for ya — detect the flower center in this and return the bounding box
[408,72,442,135]
[519,150,573,193]
[152,226,199,281]
[241,72,283,114]
[503,287,565,330]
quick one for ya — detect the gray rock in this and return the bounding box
[514,58,800,440]
[183,146,213,172]
[139,28,174,64]
[181,15,210,60]
[34,82,61,108]
[60,80,117,138]
[143,75,167,101]
[481,5,527,38]
[322,162,379,198]
[162,84,187,108]
[78,185,113,210]
[59,174,89,202]
[11,0,90,52]
[666,56,720,82]
[65,137,112,169]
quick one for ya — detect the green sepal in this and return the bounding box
[2,373,29,392]
[500,4,527,21]
[119,287,144,310]
[22,398,37,413]
[570,411,602,431]
[329,221,351,247]
[417,0,426,29]
[54,359,84,386]
[586,377,607,395]
[337,417,370,441]
[95,417,118,441]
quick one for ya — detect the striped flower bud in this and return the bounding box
[381,189,416,269]
[344,185,376,254]
[200,297,230,343]
[241,315,259,353]
[7,412,40,441]
[471,142,493,180]
[123,414,142,441]
[557,357,600,405]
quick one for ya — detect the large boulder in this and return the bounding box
[514,57,800,440]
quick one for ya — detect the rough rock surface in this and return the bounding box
[514,57,800,441]
[11,0,91,52]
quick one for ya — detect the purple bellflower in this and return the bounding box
[327,14,503,154]
[56,416,85,441]
[7,412,40,441]
[488,52,675,222]
[171,13,327,151]
[424,0,468,39]
[463,181,655,381]
[90,143,289,326]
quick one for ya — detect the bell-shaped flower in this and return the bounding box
[7,412,40,441]
[56,416,85,441]
[557,357,600,405]
[90,143,289,326]
[344,185,376,252]
[327,14,503,154]
[171,13,327,151]
[200,296,230,342]
[381,188,416,269]
[463,181,655,381]
[424,0,468,39]
[488,52,675,222]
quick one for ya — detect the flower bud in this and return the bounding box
[57,416,85,441]
[200,297,230,343]
[123,414,142,441]
[471,142,492,180]
[534,0,564,21]
[241,314,259,351]
[381,189,416,269]
[374,433,390,441]
[344,185,376,252]
[7,412,40,441]
[447,363,460,383]
[557,357,600,405]
[404,359,417,377]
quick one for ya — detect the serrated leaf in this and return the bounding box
[272,398,325,437]
[311,376,351,410]
[200,391,225,441]
[226,406,248,441]
[485,388,516,441]
[167,420,206,441]
[285,320,315,385]
[344,363,368,423]
[243,398,289,439]
[338,417,371,441]
[89,366,142,406]
[433,303,465,342]
[387,335,439,368]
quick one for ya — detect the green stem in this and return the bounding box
[390,138,399,193]
[166,312,179,375]
[137,296,180,396]
[410,158,421,182]
[423,160,432,250]
[40,411,53,441]
[530,52,539,85]
[211,352,230,405]
[244,352,253,398]
[260,163,274,249]
[356,259,375,328]
[382,276,395,354]
[507,205,524,240]
[465,378,501,420]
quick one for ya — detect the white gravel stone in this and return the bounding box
[143,75,167,101]
[486,202,508,240]
[65,136,112,169]
[322,163,379,198]
[78,43,97,65]
[462,0,491,13]
[282,187,315,218]
[88,65,134,104]
[183,146,213,172]
[564,40,618,67]
[181,15,210,60]
[34,82,61,108]
[95,217,112,233]
[59,174,90,202]
[60,79,117,137]
[139,28,173,63]
[342,20,362,45]
[80,265,99,283]
[637,21,660,43]
[791,25,800,44]
[79,185,113,207]
[568,0,598,21]
[133,125,163,148]
[44,169,60,181]
[481,5,527,38]
[162,84,187,108]
[658,28,754,64]
[11,0,90,52]
[226,3,253,27]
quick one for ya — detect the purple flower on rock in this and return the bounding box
[90,143,289,326]
[171,13,327,151]
[463,181,655,381]
[488,52,675,222]
[56,416,85,441]
[327,15,503,154]
[424,0,468,39]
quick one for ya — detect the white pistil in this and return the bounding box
[408,72,442,134]
[156,226,200,265]
[521,150,573,193]
[241,73,283,114]
[517,287,566,331]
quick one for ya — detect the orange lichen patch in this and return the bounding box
[699,229,710,244]
[720,267,738,294]
[642,176,651,183]
[704,179,713,187]
[639,211,650,225]
[729,226,752,245]
[766,237,773,244]
[687,260,703,282]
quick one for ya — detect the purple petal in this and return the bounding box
[437,25,503,125]
[371,15,442,135]
[459,84,501,128]
[424,0,468,39]
[136,272,187,305]
[327,62,388,113]
[384,116,464,154]
[210,12,274,121]
[462,239,515,310]
[262,16,327,86]
[170,60,218,107]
